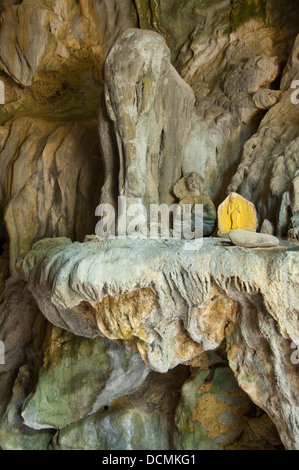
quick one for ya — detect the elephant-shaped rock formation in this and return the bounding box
[98,29,195,218]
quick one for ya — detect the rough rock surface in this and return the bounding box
[21,326,149,430]
[1,319,190,450]
[175,363,282,450]
[99,28,194,215]
[0,280,43,374]
[260,219,275,235]
[0,365,54,450]
[17,236,299,449]
[228,34,299,234]
[0,117,102,274]
[183,52,281,205]
[278,170,299,241]
[1,0,299,452]
[49,363,190,450]
[0,0,50,87]
[51,407,171,451]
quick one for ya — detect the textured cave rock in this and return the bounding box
[21,326,149,430]
[280,168,299,243]
[0,0,137,122]
[175,363,282,450]
[99,28,194,214]
[0,0,299,452]
[0,364,55,450]
[183,50,281,205]
[0,117,102,274]
[0,0,50,87]
[178,1,299,206]
[0,280,45,392]
[0,282,50,450]
[0,321,190,450]
[51,407,171,451]
[0,0,137,88]
[16,236,299,449]
[228,34,299,233]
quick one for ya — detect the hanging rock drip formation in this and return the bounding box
[16,236,299,450]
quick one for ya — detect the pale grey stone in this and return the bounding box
[99,28,195,220]
[183,54,281,204]
[90,339,150,415]
[278,170,299,240]
[260,219,275,235]
[229,230,280,248]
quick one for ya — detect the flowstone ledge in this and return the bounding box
[16,236,299,450]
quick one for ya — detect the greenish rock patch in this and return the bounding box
[21,326,149,430]
[227,0,267,32]
[174,364,280,450]
[51,407,170,450]
[0,366,54,450]
[21,328,110,430]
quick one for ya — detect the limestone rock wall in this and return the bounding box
[0,118,102,276]
[0,0,299,451]
[16,237,299,449]
[228,34,299,230]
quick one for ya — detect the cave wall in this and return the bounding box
[0,0,299,450]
